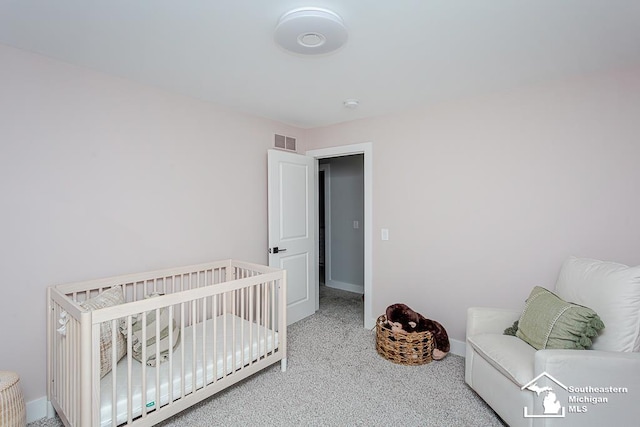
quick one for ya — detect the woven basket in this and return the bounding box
[375,315,434,365]
[0,371,26,427]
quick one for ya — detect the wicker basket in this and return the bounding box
[375,315,434,365]
[0,371,26,427]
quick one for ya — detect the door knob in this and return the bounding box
[269,247,287,254]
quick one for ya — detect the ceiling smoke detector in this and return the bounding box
[274,7,347,55]
[343,99,360,109]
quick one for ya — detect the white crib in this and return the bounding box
[47,259,287,426]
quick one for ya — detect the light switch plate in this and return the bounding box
[381,228,389,240]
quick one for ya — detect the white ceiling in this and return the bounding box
[1,1,639,128]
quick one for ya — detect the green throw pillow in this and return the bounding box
[516,286,604,350]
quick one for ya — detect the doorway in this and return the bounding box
[307,143,373,328]
[318,155,364,294]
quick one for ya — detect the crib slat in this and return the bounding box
[271,281,276,357]
[263,282,268,358]
[126,315,133,425]
[91,322,102,427]
[232,289,236,373]
[255,284,260,360]
[241,288,245,370]
[141,311,147,418]
[249,286,253,365]
[167,305,174,406]
[191,299,196,394]
[213,295,217,383]
[202,296,207,386]
[111,319,117,426]
[223,296,228,377]
[155,307,161,413]
[180,301,186,399]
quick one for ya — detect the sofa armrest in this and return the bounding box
[466,307,521,337]
[534,350,640,424]
[535,349,640,385]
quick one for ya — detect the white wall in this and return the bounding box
[2,40,640,415]
[304,66,640,343]
[0,43,304,404]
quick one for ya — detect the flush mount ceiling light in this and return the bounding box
[274,7,348,55]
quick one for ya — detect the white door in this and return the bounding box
[268,149,316,325]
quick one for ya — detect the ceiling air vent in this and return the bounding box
[274,134,297,152]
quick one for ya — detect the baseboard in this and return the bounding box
[326,280,363,294]
[366,319,376,330]
[26,396,55,423]
[450,338,466,357]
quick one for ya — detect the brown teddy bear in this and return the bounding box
[385,303,450,360]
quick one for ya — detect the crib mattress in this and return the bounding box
[100,313,278,426]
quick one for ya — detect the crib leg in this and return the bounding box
[281,358,287,372]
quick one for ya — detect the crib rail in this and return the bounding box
[53,259,280,302]
[47,260,286,427]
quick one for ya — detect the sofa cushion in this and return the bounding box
[516,286,604,350]
[554,256,640,352]
[467,334,536,387]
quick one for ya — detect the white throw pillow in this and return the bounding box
[121,293,180,367]
[554,256,640,352]
[80,285,127,378]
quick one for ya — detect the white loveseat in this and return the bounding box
[465,256,640,427]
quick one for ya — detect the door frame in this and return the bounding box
[318,163,331,298]
[306,142,374,328]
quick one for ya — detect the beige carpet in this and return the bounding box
[30,285,505,426]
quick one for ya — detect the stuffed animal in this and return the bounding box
[386,303,420,333]
[385,303,450,360]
